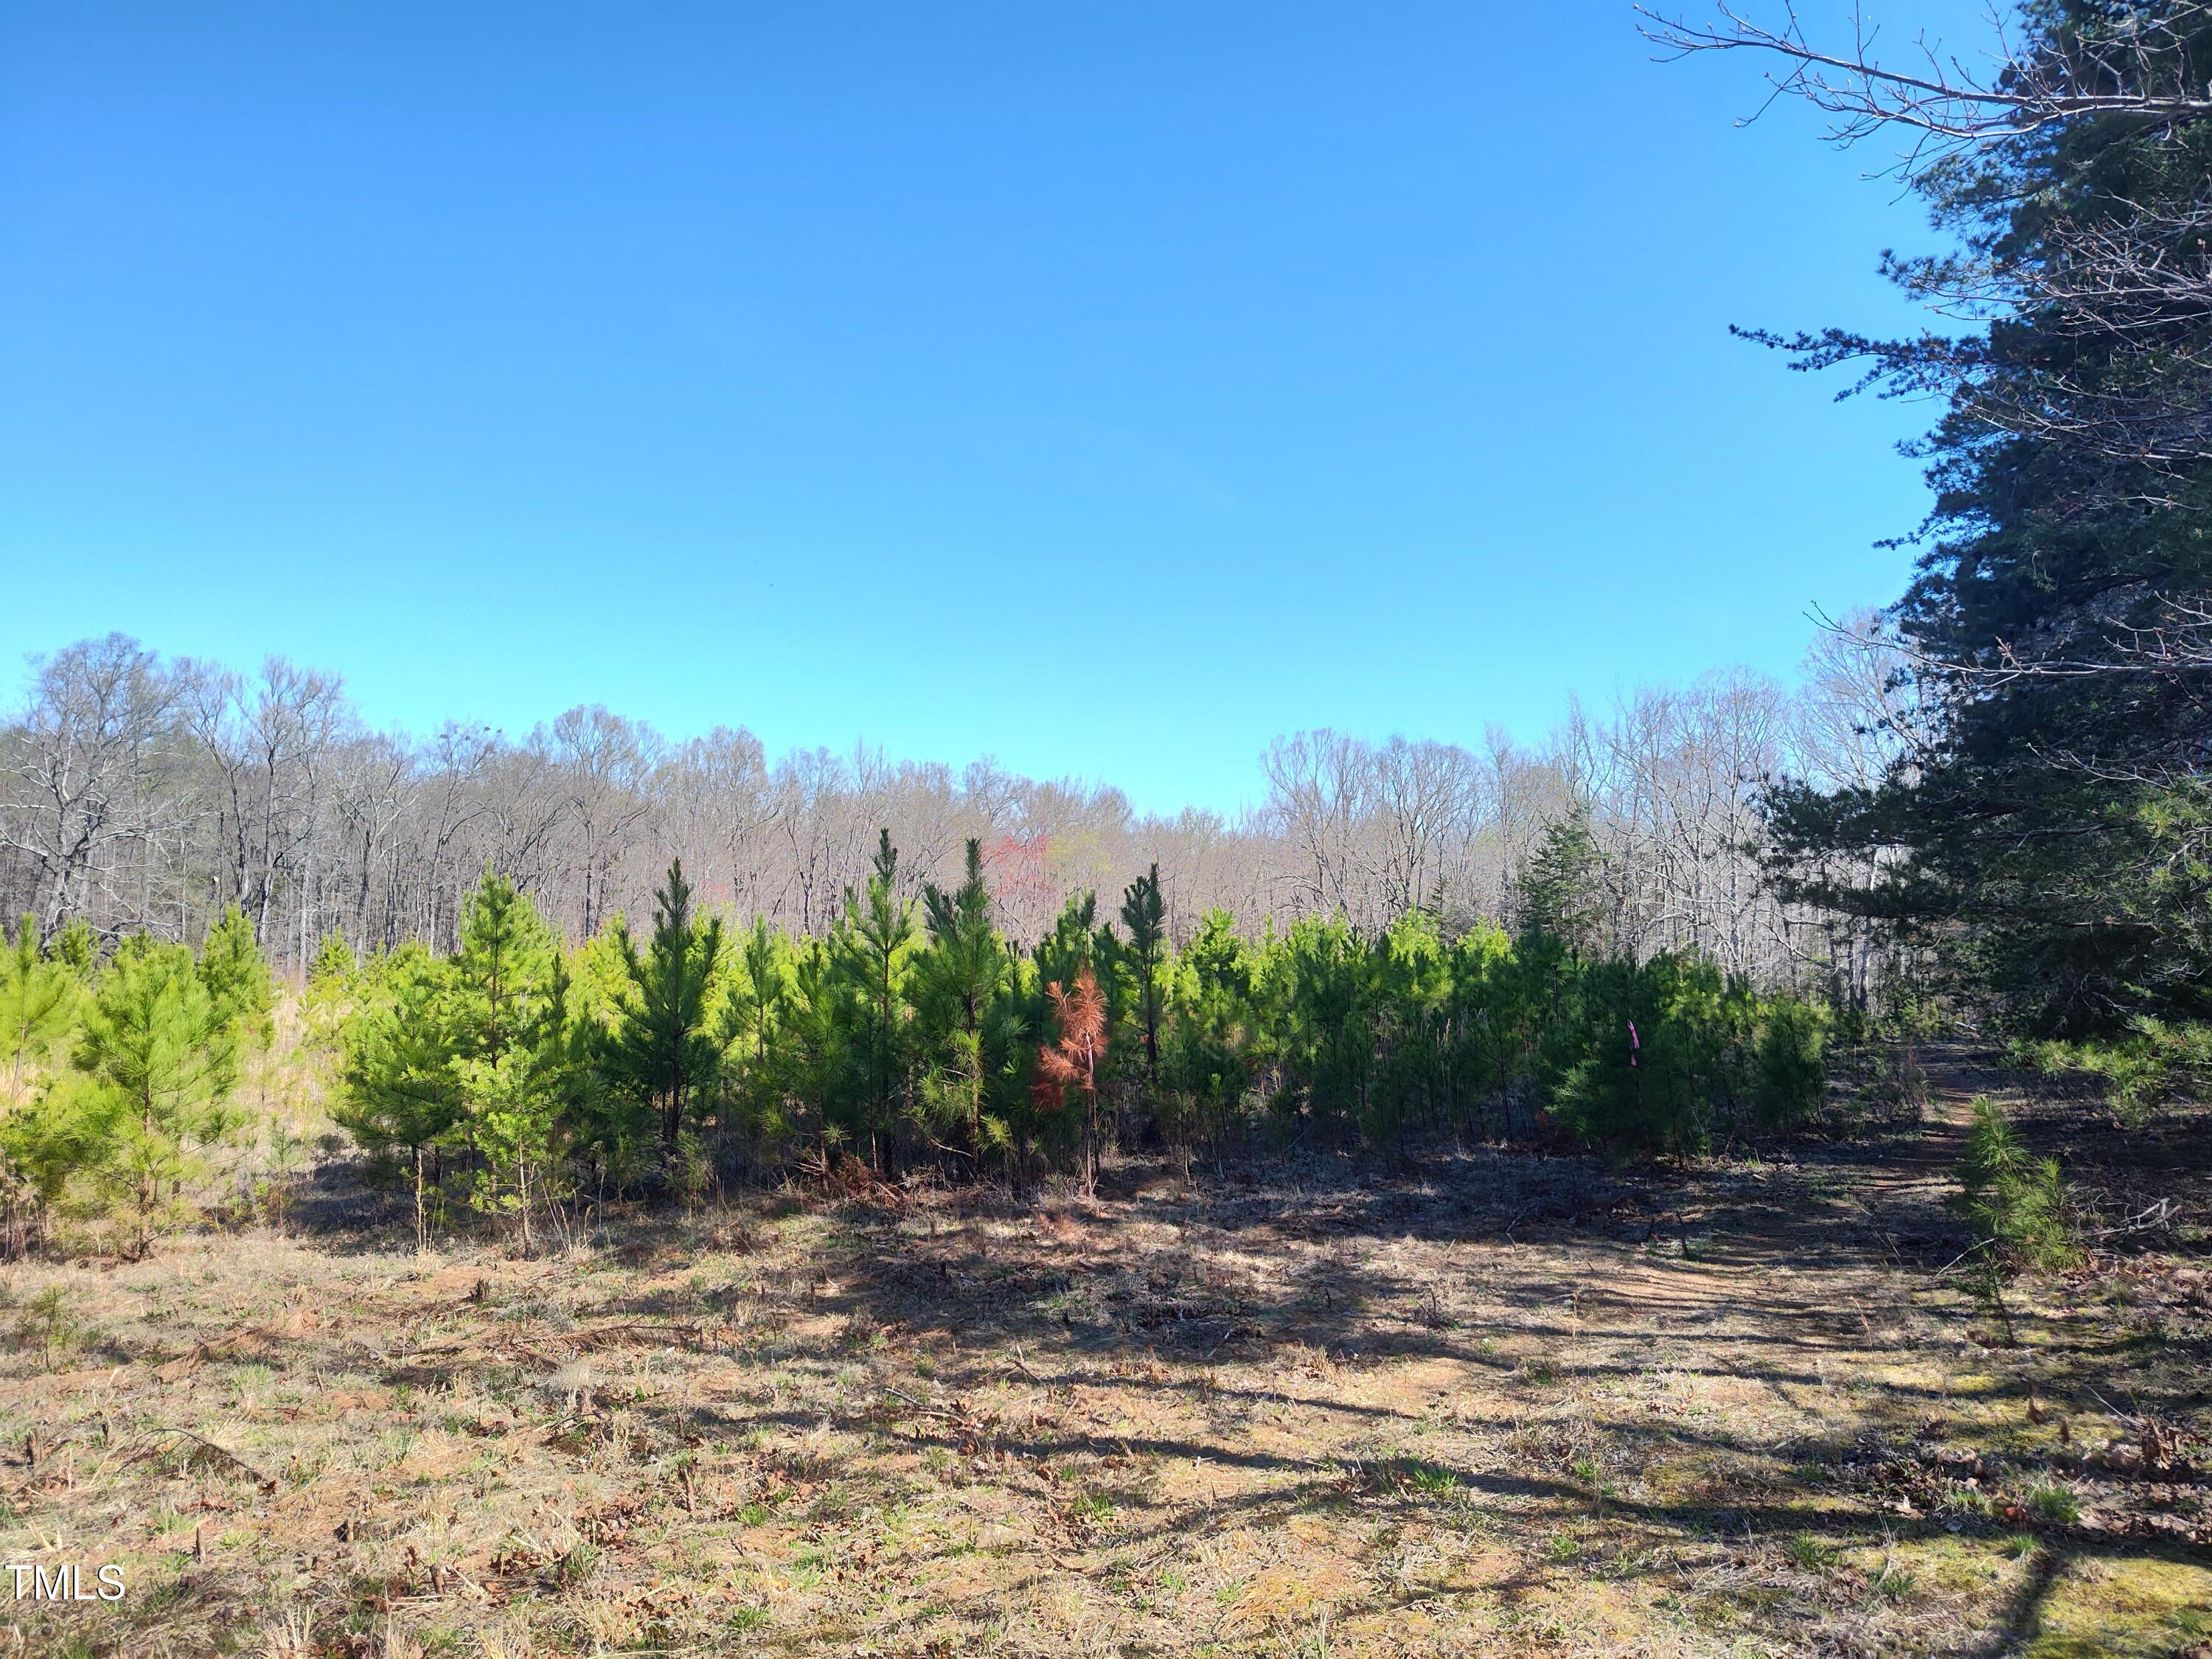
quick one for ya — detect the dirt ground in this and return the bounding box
[1,1048,2207,1658]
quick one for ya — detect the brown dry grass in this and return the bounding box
[0,1048,2207,1658]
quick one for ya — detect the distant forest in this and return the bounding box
[0,622,1907,994]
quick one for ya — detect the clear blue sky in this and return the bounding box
[0,1,1996,815]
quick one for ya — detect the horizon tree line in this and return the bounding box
[0,631,1907,1006]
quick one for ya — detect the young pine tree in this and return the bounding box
[1517,803,1605,958]
[0,920,86,1254]
[452,870,557,1060]
[607,859,726,1155]
[338,942,466,1244]
[783,940,854,1172]
[915,839,1012,1166]
[1753,995,1829,1129]
[1278,918,1380,1143]
[198,905,276,1052]
[310,931,357,987]
[832,831,916,1173]
[1956,1094,2078,1342]
[49,919,97,982]
[715,916,795,1158]
[1160,910,1255,1174]
[72,942,241,1256]
[302,932,361,1048]
[1119,864,1166,1102]
[1034,892,1101,1004]
[341,871,574,1248]
[448,871,570,1244]
[0,915,77,1097]
[1958,1096,2077,1272]
[460,959,584,1249]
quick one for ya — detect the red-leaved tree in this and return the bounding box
[1033,964,1107,1192]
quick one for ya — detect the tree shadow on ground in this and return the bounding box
[32,1042,2202,1656]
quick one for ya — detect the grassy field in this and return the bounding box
[1,1051,2207,1658]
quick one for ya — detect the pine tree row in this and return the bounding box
[0,821,1835,1252]
[317,826,1832,1244]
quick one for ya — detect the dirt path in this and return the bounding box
[1874,1041,1997,1186]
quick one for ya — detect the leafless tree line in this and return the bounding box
[0,632,1909,986]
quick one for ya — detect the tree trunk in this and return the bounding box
[137,1091,156,1258]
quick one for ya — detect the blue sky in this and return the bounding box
[0,1,1998,815]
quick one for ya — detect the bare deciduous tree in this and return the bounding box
[3,633,1905,998]
[0,636,188,935]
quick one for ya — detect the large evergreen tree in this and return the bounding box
[1722,2,2212,1033]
